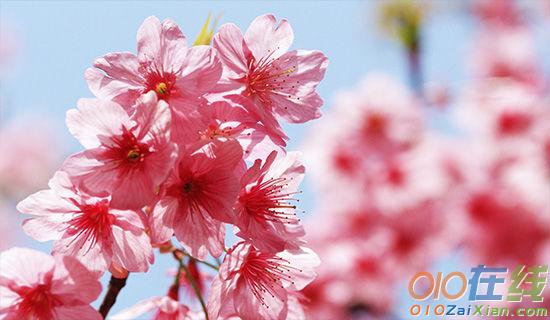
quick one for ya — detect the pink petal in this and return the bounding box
[86,52,144,105]
[52,235,111,272]
[54,305,102,320]
[269,50,328,123]
[270,90,322,123]
[51,255,102,304]
[22,217,66,242]
[244,14,293,60]
[110,226,154,272]
[61,150,116,196]
[137,16,188,68]
[0,247,55,287]
[277,247,320,291]
[234,276,287,320]
[110,296,163,320]
[131,92,171,141]
[207,275,238,319]
[173,206,226,260]
[66,98,132,149]
[213,23,248,78]
[110,166,156,210]
[149,198,178,244]
[16,189,77,217]
[175,45,222,99]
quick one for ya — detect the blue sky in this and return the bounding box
[1,0,548,318]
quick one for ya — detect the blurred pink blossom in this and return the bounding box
[0,247,102,319]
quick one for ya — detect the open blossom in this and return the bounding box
[234,151,305,252]
[173,95,285,159]
[17,171,154,272]
[213,14,328,141]
[150,140,242,259]
[207,241,319,320]
[62,91,174,210]
[0,247,102,320]
[85,16,221,108]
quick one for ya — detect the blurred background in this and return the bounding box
[1,0,549,319]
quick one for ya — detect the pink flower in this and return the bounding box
[110,296,191,320]
[62,91,174,210]
[234,151,305,252]
[212,14,328,139]
[471,0,523,27]
[17,171,154,272]
[207,241,319,320]
[0,116,63,199]
[303,73,423,198]
[85,16,221,108]
[456,80,545,142]
[0,247,102,320]
[149,140,242,259]
[468,29,544,89]
[172,94,285,160]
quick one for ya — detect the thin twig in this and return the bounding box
[99,275,128,319]
[182,251,219,271]
[172,250,210,320]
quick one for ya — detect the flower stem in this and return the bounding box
[172,250,210,320]
[99,274,128,319]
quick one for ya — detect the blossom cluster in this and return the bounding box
[301,0,549,318]
[1,14,327,320]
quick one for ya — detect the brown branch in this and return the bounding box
[99,274,128,319]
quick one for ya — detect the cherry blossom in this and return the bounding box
[213,14,328,141]
[17,171,154,272]
[207,241,319,320]
[149,140,242,259]
[0,247,102,320]
[85,16,221,108]
[233,151,305,252]
[62,91,174,210]
[171,95,285,159]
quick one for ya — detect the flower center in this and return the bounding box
[362,113,387,137]
[244,53,297,105]
[65,200,115,254]
[242,250,302,307]
[155,82,168,95]
[199,123,233,140]
[240,177,300,225]
[182,181,194,194]
[18,283,60,320]
[143,64,178,100]
[106,127,150,165]
[497,111,532,136]
[126,148,142,162]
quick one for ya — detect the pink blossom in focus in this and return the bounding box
[207,241,319,320]
[149,140,242,259]
[17,171,154,272]
[212,14,328,141]
[171,94,285,160]
[0,247,102,320]
[85,16,221,108]
[62,91,174,210]
[234,150,305,252]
